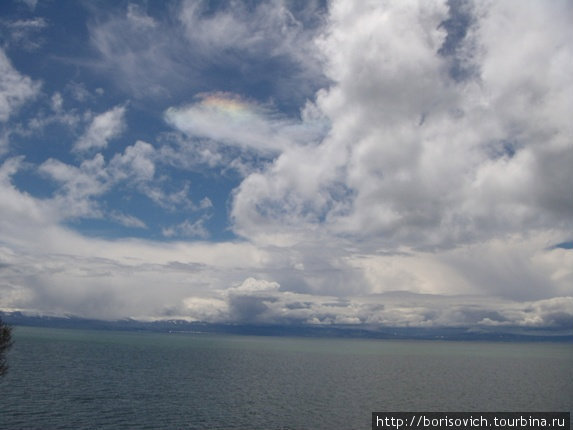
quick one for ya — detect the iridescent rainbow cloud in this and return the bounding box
[194,92,260,121]
[164,91,330,152]
[164,92,277,151]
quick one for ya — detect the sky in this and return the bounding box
[0,0,572,332]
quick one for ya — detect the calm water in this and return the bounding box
[1,326,571,430]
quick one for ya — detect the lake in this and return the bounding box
[1,326,571,429]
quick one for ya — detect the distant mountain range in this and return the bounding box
[1,311,571,342]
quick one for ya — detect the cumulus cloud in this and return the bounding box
[39,154,109,218]
[74,105,127,152]
[39,140,155,220]
[1,156,572,328]
[36,138,213,233]
[108,140,155,183]
[229,0,573,251]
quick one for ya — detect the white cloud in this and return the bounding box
[66,82,96,103]
[0,157,60,247]
[180,297,228,323]
[39,140,157,220]
[1,17,47,50]
[74,105,127,152]
[162,216,211,240]
[229,2,454,245]
[229,277,281,294]
[229,0,573,251]
[143,182,197,212]
[51,92,63,112]
[198,197,213,210]
[166,93,288,154]
[177,275,573,329]
[108,140,155,183]
[0,175,272,318]
[221,0,573,321]
[39,154,109,219]
[0,48,40,124]
[38,138,211,231]
[88,4,181,98]
[177,0,324,89]
[88,1,326,102]
[126,4,156,29]
[18,0,38,11]
[0,1,571,331]
[22,93,83,135]
[1,155,571,326]
[165,92,327,157]
[465,0,573,226]
[110,212,146,229]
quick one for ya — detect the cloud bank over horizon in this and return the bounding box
[0,0,571,332]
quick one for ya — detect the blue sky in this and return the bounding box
[0,0,572,331]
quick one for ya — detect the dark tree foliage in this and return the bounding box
[0,317,13,377]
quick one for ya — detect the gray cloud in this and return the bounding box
[178,278,573,330]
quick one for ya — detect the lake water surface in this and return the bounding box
[1,326,571,429]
